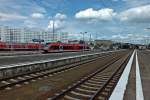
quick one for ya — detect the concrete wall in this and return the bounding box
[0,52,107,80]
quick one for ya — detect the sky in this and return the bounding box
[0,0,150,44]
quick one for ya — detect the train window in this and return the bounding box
[44,43,49,47]
[51,46,59,50]
[63,46,72,50]
[69,46,73,50]
[63,46,68,50]
[59,46,63,50]
[79,46,83,49]
[74,46,80,50]
[67,46,71,50]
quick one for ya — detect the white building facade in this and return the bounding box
[0,26,24,43]
[0,26,68,43]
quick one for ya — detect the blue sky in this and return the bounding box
[0,0,150,44]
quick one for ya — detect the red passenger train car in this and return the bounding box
[0,42,43,50]
[43,42,90,53]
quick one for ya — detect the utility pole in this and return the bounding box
[95,33,98,41]
[144,28,149,46]
[89,33,92,43]
[80,32,87,52]
[38,33,41,52]
[52,17,55,42]
[10,31,13,51]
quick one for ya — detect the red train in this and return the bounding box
[0,42,90,52]
[0,42,43,50]
[43,42,90,53]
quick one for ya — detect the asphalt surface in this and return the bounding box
[0,50,116,66]
[137,50,150,100]
[0,51,41,56]
[124,54,136,100]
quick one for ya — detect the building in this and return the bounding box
[58,32,68,43]
[68,40,80,44]
[0,26,69,43]
[24,30,68,43]
[24,30,40,43]
[95,40,113,46]
[0,26,24,43]
[94,40,114,50]
[137,44,147,49]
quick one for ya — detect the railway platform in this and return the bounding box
[123,54,136,100]
[117,50,150,100]
[137,50,150,100]
[0,51,41,56]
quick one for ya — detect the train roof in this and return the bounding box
[46,42,88,46]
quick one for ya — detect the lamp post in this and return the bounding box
[52,17,55,42]
[144,28,150,45]
[10,31,13,51]
[89,33,91,43]
[80,32,87,52]
[38,33,41,52]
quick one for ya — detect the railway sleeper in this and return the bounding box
[81,84,99,90]
[88,80,105,84]
[76,87,97,93]
[84,81,102,87]
[64,95,81,100]
[69,90,92,98]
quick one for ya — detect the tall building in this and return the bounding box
[24,29,41,43]
[24,30,64,43]
[40,31,68,43]
[58,32,68,43]
[0,26,24,43]
[0,26,69,43]
[41,31,58,43]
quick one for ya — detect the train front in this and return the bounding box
[43,43,50,53]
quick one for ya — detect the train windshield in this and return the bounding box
[44,43,51,49]
[45,43,49,47]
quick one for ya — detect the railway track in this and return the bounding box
[0,51,125,91]
[50,51,132,100]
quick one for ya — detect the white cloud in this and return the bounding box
[54,13,67,20]
[0,12,27,21]
[124,0,150,7]
[119,4,150,22]
[47,20,66,30]
[31,13,44,19]
[47,13,67,31]
[112,0,119,2]
[112,33,150,44]
[112,34,127,39]
[75,8,117,21]
[0,0,46,17]
[24,20,37,28]
[74,5,150,24]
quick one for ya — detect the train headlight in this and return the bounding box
[43,47,49,50]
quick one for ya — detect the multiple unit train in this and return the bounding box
[43,42,90,53]
[0,42,90,52]
[0,42,42,50]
